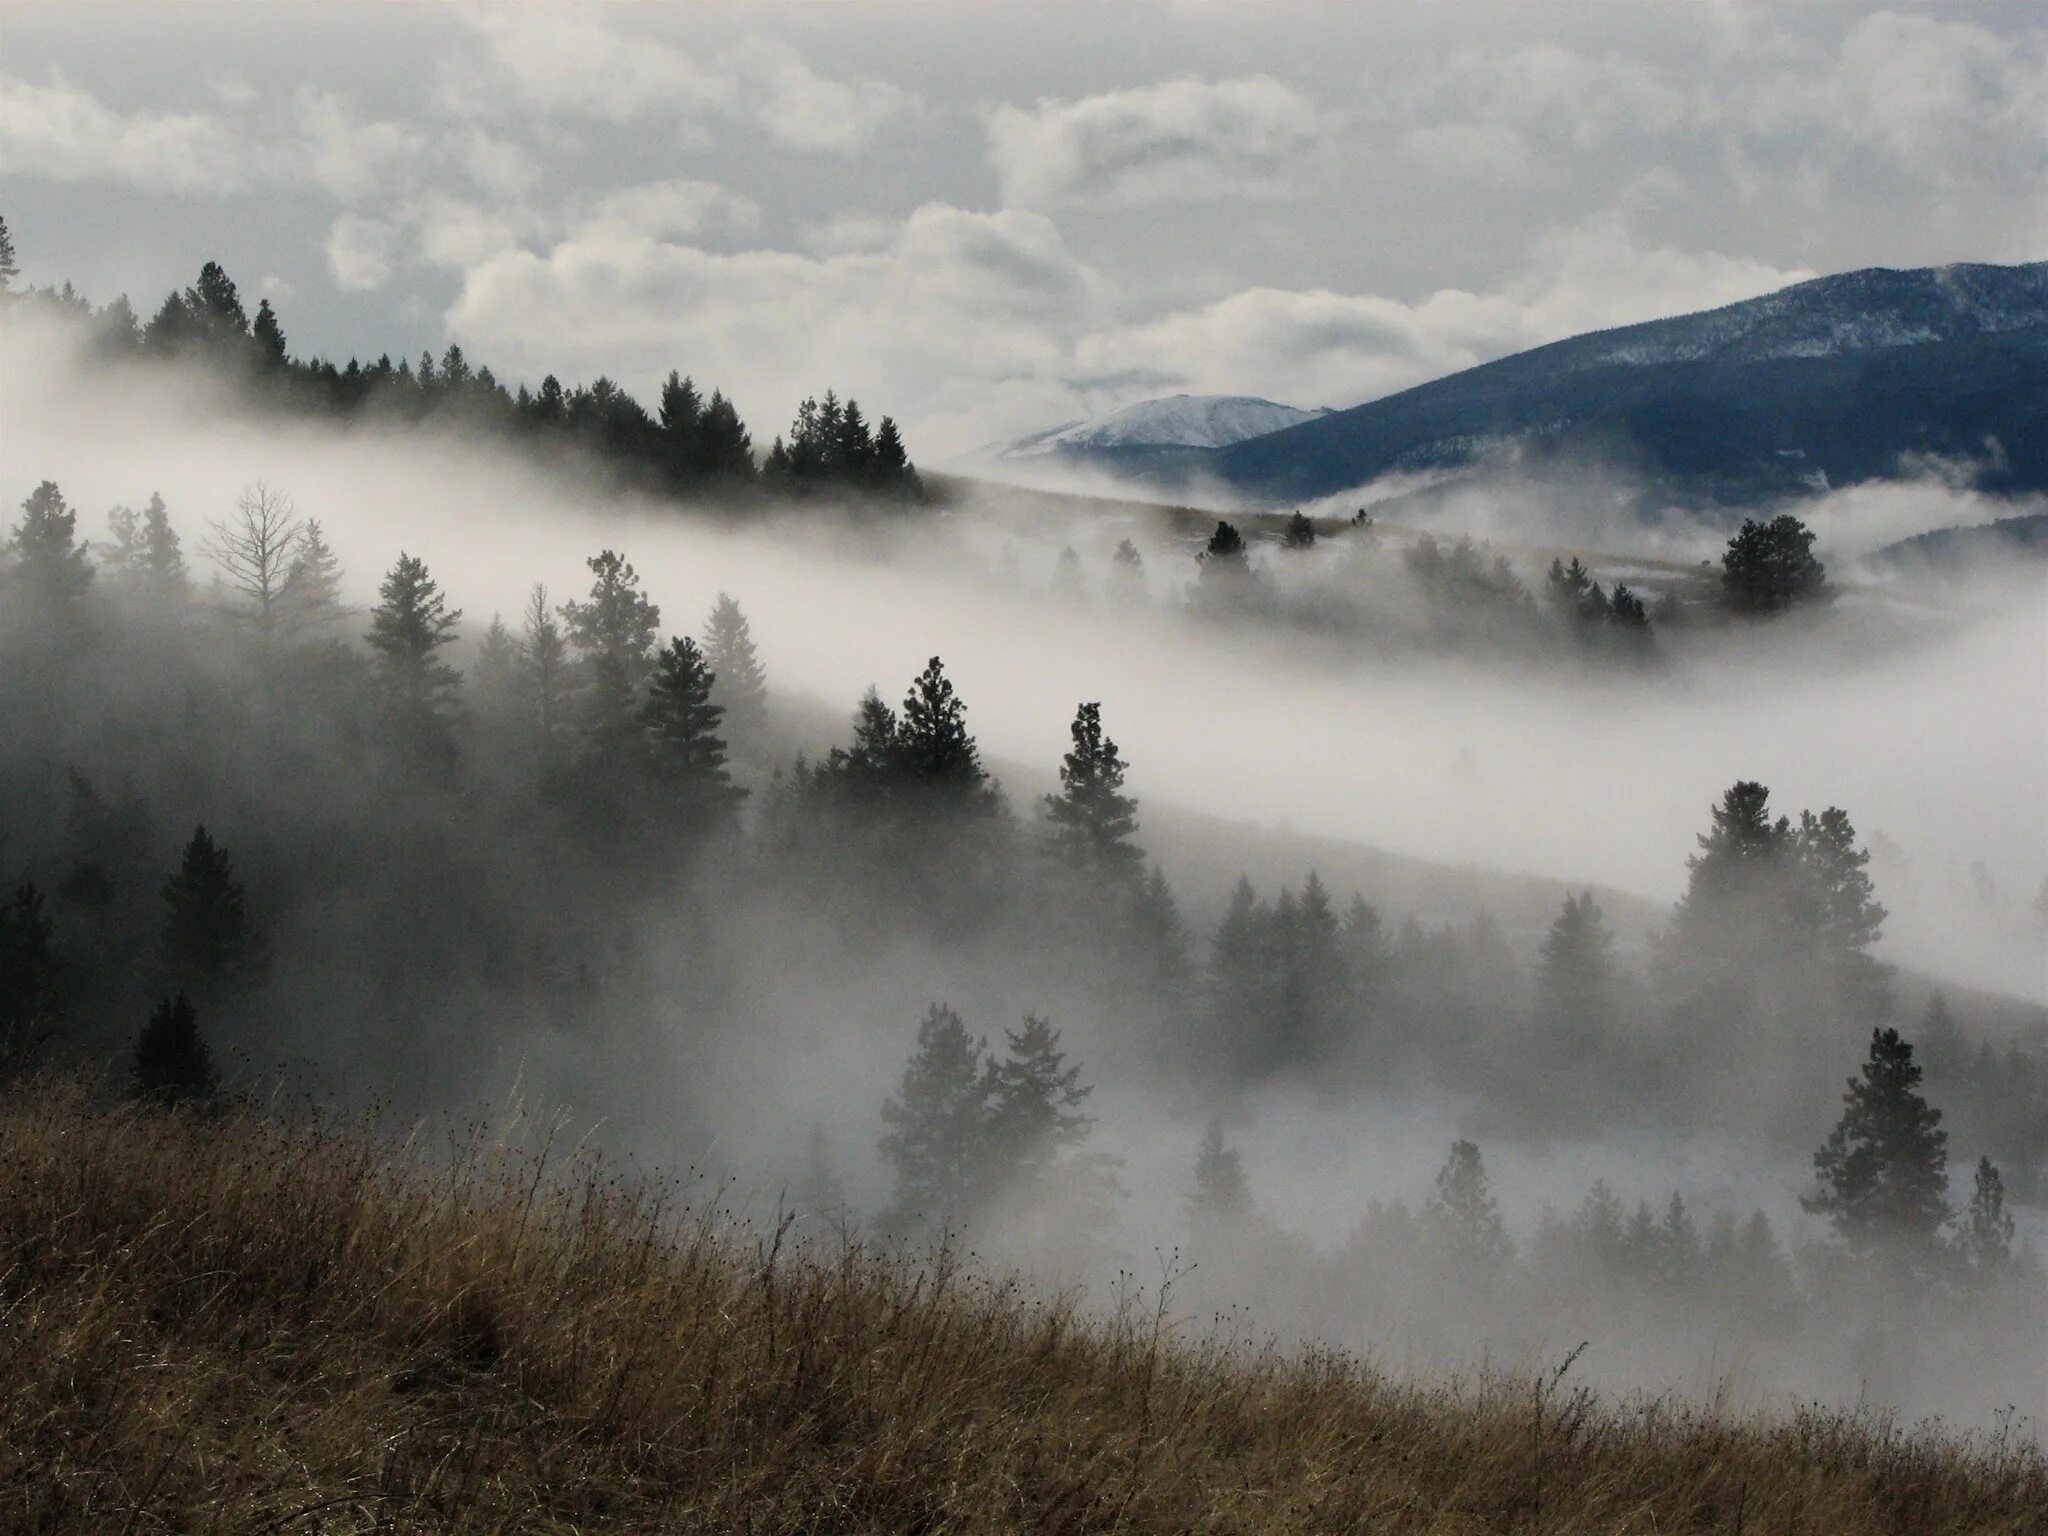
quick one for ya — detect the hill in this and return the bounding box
[6,1076,2043,1534]
[1870,508,2048,572]
[1188,262,2048,509]
[976,393,1327,483]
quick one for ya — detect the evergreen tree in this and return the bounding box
[365,552,463,737]
[1609,584,1651,630]
[279,518,346,634]
[251,298,287,367]
[1044,701,1142,881]
[520,583,570,740]
[879,1003,994,1227]
[1722,514,1826,612]
[1107,539,1146,605]
[1048,545,1087,604]
[1426,1139,1512,1267]
[1200,520,1249,574]
[185,261,248,345]
[640,636,746,826]
[1805,1027,1949,1259]
[1793,806,1892,1020]
[0,213,16,290]
[1281,511,1316,549]
[1957,1155,2015,1275]
[987,1015,1094,1185]
[1189,1119,1251,1231]
[1538,890,1616,1050]
[698,390,755,480]
[473,614,522,718]
[160,826,260,997]
[1546,557,1593,612]
[560,550,661,685]
[896,656,998,810]
[7,481,93,606]
[135,493,188,603]
[132,993,218,1107]
[701,593,767,729]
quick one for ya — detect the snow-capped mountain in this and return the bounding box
[1194,261,2048,507]
[995,395,1327,459]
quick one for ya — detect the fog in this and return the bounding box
[10,313,2042,996]
[5,308,2046,1433]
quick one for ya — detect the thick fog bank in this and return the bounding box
[7,317,2043,1002]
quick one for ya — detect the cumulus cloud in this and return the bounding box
[728,36,917,155]
[444,203,1106,454]
[986,75,1329,206]
[325,215,397,292]
[294,90,429,205]
[1074,226,1812,408]
[0,72,253,194]
[444,12,915,153]
[572,180,763,245]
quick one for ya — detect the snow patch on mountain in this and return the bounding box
[997,394,1327,457]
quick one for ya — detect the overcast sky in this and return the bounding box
[3,2,2043,457]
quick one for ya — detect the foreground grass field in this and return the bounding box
[3,1080,2042,1534]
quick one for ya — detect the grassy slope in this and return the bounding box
[4,1079,2043,1535]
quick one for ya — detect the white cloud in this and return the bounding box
[294,90,428,204]
[444,203,1105,454]
[986,75,1329,206]
[0,72,253,194]
[1074,226,1813,409]
[326,215,397,292]
[729,36,916,154]
[444,13,914,153]
[448,10,736,125]
[573,180,762,245]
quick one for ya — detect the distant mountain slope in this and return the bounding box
[984,394,1326,481]
[1198,262,2048,508]
[1870,509,2048,571]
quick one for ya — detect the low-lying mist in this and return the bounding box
[5,310,2046,1435]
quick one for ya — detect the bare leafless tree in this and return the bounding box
[204,482,304,641]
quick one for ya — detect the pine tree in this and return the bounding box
[365,553,463,737]
[1957,1156,2015,1276]
[879,1003,994,1227]
[640,636,746,827]
[279,518,346,634]
[160,826,260,997]
[0,213,17,290]
[132,993,218,1107]
[1426,1140,1512,1267]
[7,481,93,606]
[1793,806,1892,1020]
[474,614,522,718]
[1722,514,1826,612]
[1546,557,1593,611]
[658,370,702,482]
[1044,701,1142,881]
[102,503,142,581]
[135,493,188,603]
[871,415,919,498]
[251,298,287,367]
[1190,1119,1251,1232]
[1281,511,1316,549]
[560,550,661,685]
[1538,890,1616,1050]
[1200,520,1248,573]
[701,593,767,729]
[1609,584,1650,630]
[1107,539,1146,605]
[1805,1027,1949,1259]
[1048,545,1087,604]
[987,1016,1094,1184]
[520,582,570,740]
[896,656,997,809]
[185,261,248,345]
[698,391,755,480]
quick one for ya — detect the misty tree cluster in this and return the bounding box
[3,234,921,505]
[1034,506,1833,667]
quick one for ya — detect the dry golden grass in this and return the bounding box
[2,1078,2042,1534]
